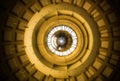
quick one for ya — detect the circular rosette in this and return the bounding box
[47,25,77,56]
[24,3,100,78]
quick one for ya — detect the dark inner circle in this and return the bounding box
[56,33,68,51]
[53,31,72,51]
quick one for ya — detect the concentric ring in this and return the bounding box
[37,16,86,66]
[47,25,78,56]
[24,3,100,78]
[1,0,120,81]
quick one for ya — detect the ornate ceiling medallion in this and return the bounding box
[47,25,78,56]
[24,3,100,78]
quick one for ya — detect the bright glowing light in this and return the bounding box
[47,25,78,56]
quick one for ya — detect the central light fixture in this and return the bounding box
[57,36,67,46]
[47,25,78,56]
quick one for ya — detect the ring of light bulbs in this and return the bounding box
[47,25,78,56]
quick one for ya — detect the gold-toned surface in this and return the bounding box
[0,0,120,81]
[23,3,100,78]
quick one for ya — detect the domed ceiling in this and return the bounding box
[0,0,120,81]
